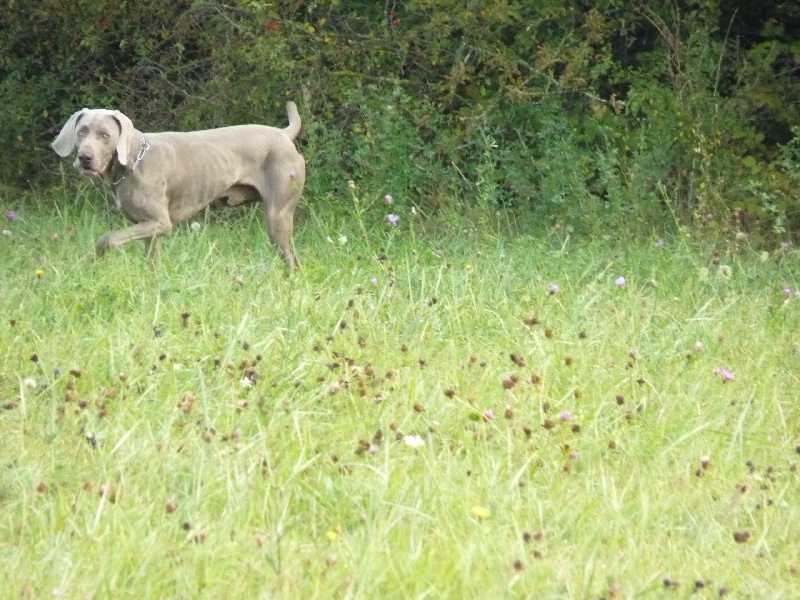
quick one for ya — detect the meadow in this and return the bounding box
[1,187,799,599]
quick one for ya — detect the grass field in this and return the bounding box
[1,189,799,599]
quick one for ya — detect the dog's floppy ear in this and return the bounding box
[111,110,135,167]
[51,109,89,157]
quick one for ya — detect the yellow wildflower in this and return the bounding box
[471,506,490,520]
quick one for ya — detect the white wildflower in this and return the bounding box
[404,434,425,449]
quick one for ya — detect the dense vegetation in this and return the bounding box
[2,1,799,235]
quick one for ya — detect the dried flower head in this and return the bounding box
[733,530,751,543]
[509,353,526,367]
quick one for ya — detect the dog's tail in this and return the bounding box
[283,101,302,140]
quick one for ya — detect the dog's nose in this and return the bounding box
[78,153,92,166]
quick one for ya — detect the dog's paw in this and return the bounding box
[95,234,113,256]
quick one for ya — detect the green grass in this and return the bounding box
[1,191,799,599]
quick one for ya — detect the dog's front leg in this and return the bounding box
[141,236,163,260]
[96,220,173,257]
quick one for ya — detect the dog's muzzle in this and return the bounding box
[76,152,102,177]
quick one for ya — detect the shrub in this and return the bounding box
[2,0,798,233]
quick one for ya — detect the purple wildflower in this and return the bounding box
[558,410,571,421]
[712,366,735,382]
[549,284,560,294]
[384,194,393,205]
[387,214,399,226]
[5,211,15,221]
[483,409,495,421]
[615,276,626,288]
[569,450,579,460]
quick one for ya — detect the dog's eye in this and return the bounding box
[102,133,110,139]
[77,128,87,136]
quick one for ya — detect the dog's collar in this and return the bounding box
[112,134,149,186]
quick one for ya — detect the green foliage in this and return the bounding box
[1,0,799,232]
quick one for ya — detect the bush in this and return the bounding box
[2,0,798,234]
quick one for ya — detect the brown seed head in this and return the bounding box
[502,375,517,390]
[733,530,751,543]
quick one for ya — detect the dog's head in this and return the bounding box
[52,109,135,178]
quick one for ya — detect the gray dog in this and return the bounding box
[52,102,306,267]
